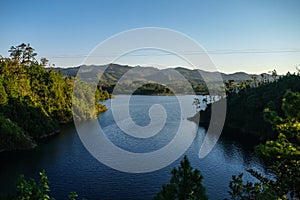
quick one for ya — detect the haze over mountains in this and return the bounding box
[50,64,275,95]
[53,63,272,83]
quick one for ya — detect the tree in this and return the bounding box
[224,73,300,140]
[8,43,37,66]
[8,44,23,62]
[40,57,49,67]
[0,76,8,105]
[2,171,81,200]
[0,43,111,151]
[0,113,35,151]
[296,65,300,75]
[73,80,108,121]
[257,90,300,198]
[269,69,278,82]
[251,76,257,87]
[16,170,51,200]
[225,79,235,94]
[23,43,37,65]
[228,173,263,200]
[228,90,300,199]
[228,169,282,200]
[154,156,208,200]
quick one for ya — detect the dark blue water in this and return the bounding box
[0,95,270,199]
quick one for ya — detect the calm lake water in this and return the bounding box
[0,95,270,199]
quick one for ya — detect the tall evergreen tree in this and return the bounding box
[228,90,300,199]
[154,156,208,200]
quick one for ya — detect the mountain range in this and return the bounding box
[52,63,272,83]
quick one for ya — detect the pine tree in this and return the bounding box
[154,156,208,200]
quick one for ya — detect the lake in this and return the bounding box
[0,95,271,199]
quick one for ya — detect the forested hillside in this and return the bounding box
[225,73,300,140]
[227,88,300,199]
[54,64,273,95]
[0,43,110,151]
[190,71,300,141]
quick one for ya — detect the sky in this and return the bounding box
[1,0,300,74]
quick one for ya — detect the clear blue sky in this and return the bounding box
[1,0,300,74]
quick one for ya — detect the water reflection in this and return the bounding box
[0,96,270,199]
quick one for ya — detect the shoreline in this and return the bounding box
[0,129,61,153]
[38,129,61,140]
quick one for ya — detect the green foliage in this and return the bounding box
[225,73,300,140]
[228,173,261,200]
[281,90,300,120]
[1,97,59,139]
[256,91,300,198]
[0,44,110,151]
[154,156,207,200]
[72,81,108,121]
[15,170,51,200]
[8,43,37,66]
[228,90,300,199]
[2,171,82,200]
[0,113,35,151]
[132,83,174,95]
[68,192,79,200]
[224,80,236,94]
[0,76,8,105]
[227,172,279,200]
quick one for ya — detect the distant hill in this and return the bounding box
[48,64,274,94]
[51,63,272,82]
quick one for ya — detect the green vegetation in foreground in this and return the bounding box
[154,155,208,200]
[0,43,110,151]
[0,170,83,200]
[2,157,206,200]
[156,89,300,200]
[228,90,300,199]
[188,72,300,199]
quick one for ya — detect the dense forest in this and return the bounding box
[225,72,300,141]
[165,72,300,199]
[227,88,300,199]
[190,71,300,199]
[0,43,110,151]
[193,71,300,141]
